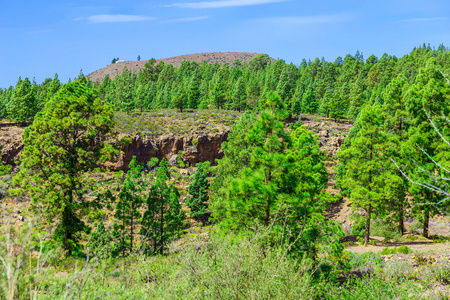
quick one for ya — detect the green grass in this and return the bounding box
[114,109,242,137]
[2,217,446,300]
[380,245,413,255]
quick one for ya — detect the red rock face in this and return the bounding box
[0,124,24,165]
[0,116,351,171]
[1,125,229,171]
[104,132,228,170]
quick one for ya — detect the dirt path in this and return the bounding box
[345,236,450,254]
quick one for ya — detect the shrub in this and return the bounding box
[289,119,302,130]
[370,219,401,242]
[0,209,57,300]
[350,214,366,236]
[177,151,188,168]
[343,241,356,248]
[413,254,436,266]
[380,246,412,255]
[409,221,421,234]
[348,251,383,274]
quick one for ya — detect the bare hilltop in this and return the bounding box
[87,52,263,82]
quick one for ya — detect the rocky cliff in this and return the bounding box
[0,114,351,170]
[0,126,229,170]
[0,124,24,165]
[105,132,229,170]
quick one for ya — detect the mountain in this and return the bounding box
[87,52,264,82]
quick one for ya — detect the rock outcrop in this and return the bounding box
[105,132,228,170]
[0,124,23,165]
[0,116,351,170]
[1,125,229,170]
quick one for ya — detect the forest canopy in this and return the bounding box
[1,44,449,122]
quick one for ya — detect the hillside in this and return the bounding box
[87,52,264,82]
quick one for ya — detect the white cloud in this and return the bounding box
[74,14,155,23]
[163,16,209,23]
[264,14,351,26]
[400,17,447,22]
[168,0,287,9]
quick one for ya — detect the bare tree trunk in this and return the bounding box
[130,205,134,254]
[160,202,164,255]
[399,202,404,235]
[364,205,371,246]
[423,209,429,238]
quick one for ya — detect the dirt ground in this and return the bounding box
[345,235,450,255]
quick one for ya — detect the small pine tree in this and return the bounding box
[87,221,114,259]
[114,156,145,256]
[141,159,185,255]
[187,75,200,109]
[7,77,36,123]
[186,162,210,219]
[172,87,186,112]
[230,77,247,111]
[301,84,318,114]
[329,92,347,121]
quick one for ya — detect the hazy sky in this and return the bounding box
[1,0,449,88]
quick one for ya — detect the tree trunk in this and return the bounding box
[130,205,134,254]
[364,205,371,246]
[122,209,126,257]
[399,202,404,235]
[365,144,373,246]
[160,201,164,255]
[63,190,74,253]
[264,168,271,227]
[423,209,429,238]
[265,196,270,227]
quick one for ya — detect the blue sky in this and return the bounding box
[1,0,449,88]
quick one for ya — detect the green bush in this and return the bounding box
[289,119,302,130]
[370,219,401,242]
[349,251,383,274]
[409,220,421,234]
[343,241,356,248]
[380,246,412,255]
[0,225,433,299]
[350,214,366,236]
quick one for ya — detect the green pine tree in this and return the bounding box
[383,74,411,234]
[212,92,332,258]
[87,221,115,259]
[114,156,146,256]
[337,104,394,245]
[187,75,200,109]
[7,77,36,123]
[172,86,187,112]
[230,77,247,111]
[186,161,210,219]
[12,81,116,253]
[404,59,450,237]
[140,159,185,255]
[301,83,318,114]
[210,112,258,220]
[329,91,347,121]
